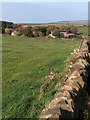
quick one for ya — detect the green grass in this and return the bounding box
[2,36,80,118]
[77,26,88,36]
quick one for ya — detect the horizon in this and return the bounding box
[2,2,88,23]
[1,19,88,24]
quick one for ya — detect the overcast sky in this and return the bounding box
[2,2,88,23]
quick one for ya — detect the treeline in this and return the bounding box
[1,21,80,38]
[0,21,14,34]
[0,21,13,28]
[3,25,78,38]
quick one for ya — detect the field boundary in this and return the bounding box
[39,38,90,119]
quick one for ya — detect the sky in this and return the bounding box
[1,0,90,2]
[1,2,88,23]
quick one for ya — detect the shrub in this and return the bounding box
[17,26,25,35]
[5,28,12,35]
[24,27,34,37]
[76,35,82,39]
[2,28,5,34]
[47,26,55,31]
[39,31,46,37]
[46,30,51,36]
[70,25,77,34]
[0,21,13,29]
[65,25,77,33]
[52,29,60,38]
[0,27,5,34]
[32,30,39,37]
[38,26,47,36]
[17,26,33,37]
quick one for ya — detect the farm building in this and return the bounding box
[60,32,75,38]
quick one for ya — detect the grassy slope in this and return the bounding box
[2,36,80,118]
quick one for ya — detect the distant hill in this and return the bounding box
[56,20,88,24]
[0,20,88,26]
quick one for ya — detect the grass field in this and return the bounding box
[77,26,88,36]
[2,36,80,118]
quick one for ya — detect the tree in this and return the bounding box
[0,21,13,29]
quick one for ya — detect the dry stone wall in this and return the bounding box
[39,39,90,120]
